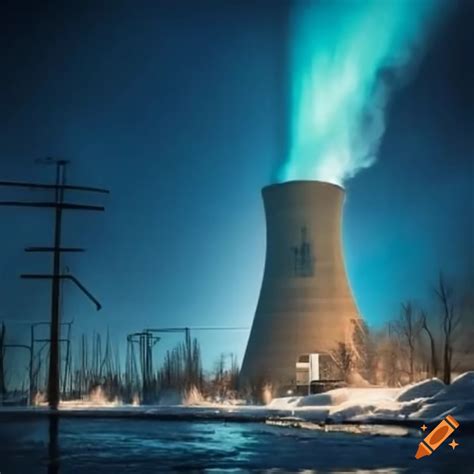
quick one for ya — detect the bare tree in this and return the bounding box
[331,342,354,382]
[212,353,226,397]
[435,273,462,384]
[420,309,439,378]
[158,337,203,393]
[384,323,403,386]
[228,353,240,392]
[350,319,377,383]
[211,353,240,399]
[393,302,422,383]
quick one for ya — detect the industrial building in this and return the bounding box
[240,180,362,390]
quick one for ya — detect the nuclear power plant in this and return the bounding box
[240,180,361,389]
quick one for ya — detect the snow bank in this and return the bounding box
[327,388,399,422]
[268,387,400,423]
[395,378,444,402]
[410,371,474,422]
[268,373,474,424]
[430,372,474,401]
[269,387,398,410]
[268,396,301,409]
[300,388,398,408]
[296,388,350,407]
[58,386,121,409]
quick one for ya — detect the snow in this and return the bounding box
[59,386,121,408]
[269,372,473,424]
[395,378,445,402]
[430,371,474,401]
[410,372,474,422]
[268,387,399,409]
[267,396,301,409]
[267,386,401,423]
[266,372,473,424]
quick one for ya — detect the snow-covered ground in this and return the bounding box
[1,372,473,426]
[267,372,474,424]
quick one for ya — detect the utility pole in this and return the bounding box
[127,331,160,403]
[0,322,5,400]
[29,320,73,405]
[0,159,109,409]
[50,160,65,409]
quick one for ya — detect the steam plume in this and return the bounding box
[278,0,447,186]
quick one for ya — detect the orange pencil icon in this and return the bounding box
[415,414,460,459]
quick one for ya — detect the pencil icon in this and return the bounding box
[415,414,460,459]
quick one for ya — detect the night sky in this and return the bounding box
[0,0,472,372]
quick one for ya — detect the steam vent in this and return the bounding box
[240,180,361,388]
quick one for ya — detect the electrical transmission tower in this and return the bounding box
[0,159,109,409]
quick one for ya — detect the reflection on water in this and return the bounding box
[48,414,59,474]
[0,417,472,473]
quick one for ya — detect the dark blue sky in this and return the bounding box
[0,0,472,370]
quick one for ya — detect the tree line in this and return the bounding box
[332,272,473,386]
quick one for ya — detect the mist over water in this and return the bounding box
[278,0,448,186]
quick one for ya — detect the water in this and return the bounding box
[0,417,472,473]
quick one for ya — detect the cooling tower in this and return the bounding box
[240,180,360,388]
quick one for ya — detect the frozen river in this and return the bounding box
[1,417,472,473]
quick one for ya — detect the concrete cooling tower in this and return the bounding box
[240,180,361,389]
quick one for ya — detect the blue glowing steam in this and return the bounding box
[279,0,447,186]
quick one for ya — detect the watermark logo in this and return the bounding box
[415,414,460,459]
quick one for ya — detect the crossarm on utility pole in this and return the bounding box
[21,274,102,311]
[0,180,109,194]
[0,201,105,211]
